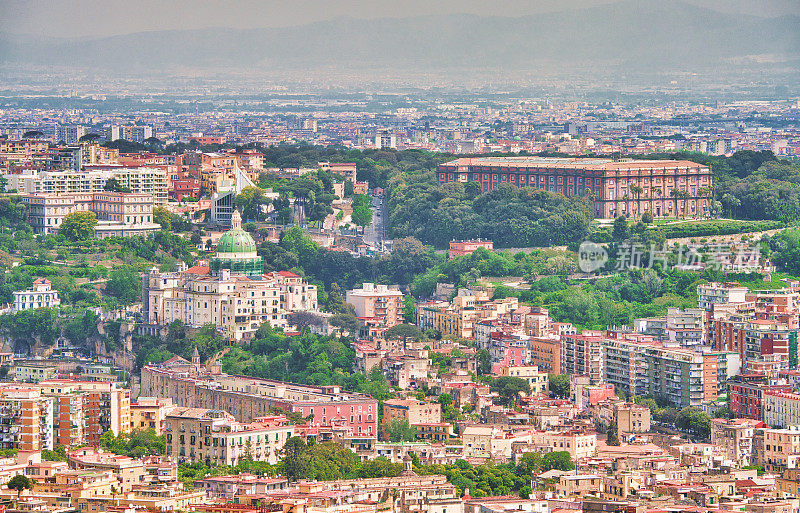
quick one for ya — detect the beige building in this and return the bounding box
[12,278,60,313]
[130,397,176,434]
[10,166,168,204]
[346,283,404,327]
[165,407,294,466]
[535,430,597,461]
[764,427,800,473]
[614,403,651,433]
[710,418,759,467]
[383,399,441,434]
[556,474,604,497]
[498,365,548,394]
[24,191,157,236]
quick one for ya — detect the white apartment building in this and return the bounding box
[12,278,61,313]
[7,166,168,204]
[764,390,800,429]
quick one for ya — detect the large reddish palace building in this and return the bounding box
[437,157,713,219]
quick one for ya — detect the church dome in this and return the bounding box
[211,210,264,276]
[216,228,257,256]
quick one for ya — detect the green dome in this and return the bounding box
[216,228,257,255]
[211,210,264,276]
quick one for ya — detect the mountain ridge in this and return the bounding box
[1,0,797,73]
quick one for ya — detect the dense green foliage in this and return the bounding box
[99,429,166,458]
[261,227,439,292]
[675,407,712,440]
[389,176,594,249]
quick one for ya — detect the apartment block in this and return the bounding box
[130,397,176,434]
[165,408,294,466]
[0,386,54,451]
[562,331,605,384]
[140,362,378,437]
[383,400,441,434]
[24,191,156,236]
[710,418,761,467]
[346,283,404,327]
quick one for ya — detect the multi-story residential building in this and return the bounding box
[697,282,749,311]
[140,360,378,437]
[535,430,598,461]
[0,386,54,451]
[529,337,563,374]
[56,125,87,145]
[383,400,442,435]
[39,380,131,445]
[497,365,549,394]
[614,403,651,433]
[24,191,157,236]
[562,331,605,384]
[710,418,761,467]
[437,156,713,218]
[130,397,176,434]
[8,166,168,204]
[763,427,800,473]
[13,361,58,382]
[346,282,404,327]
[764,391,800,428]
[165,408,294,466]
[12,278,61,313]
[270,271,319,312]
[728,374,792,420]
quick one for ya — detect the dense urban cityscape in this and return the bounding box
[0,2,799,513]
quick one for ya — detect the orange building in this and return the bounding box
[528,337,562,374]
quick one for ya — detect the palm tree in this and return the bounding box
[629,184,643,217]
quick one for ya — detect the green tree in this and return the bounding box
[385,323,423,345]
[491,376,531,407]
[104,177,131,193]
[713,406,732,419]
[402,295,416,324]
[7,474,31,497]
[387,419,417,442]
[548,374,570,399]
[641,211,654,224]
[606,421,620,446]
[304,442,359,481]
[542,451,575,471]
[351,205,373,228]
[236,186,271,222]
[612,216,630,241]
[517,452,543,475]
[476,349,491,375]
[106,265,141,304]
[278,436,307,482]
[59,211,98,241]
[676,407,711,439]
[153,206,172,230]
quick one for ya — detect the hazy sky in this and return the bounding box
[2,0,799,38]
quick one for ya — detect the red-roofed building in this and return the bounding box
[438,156,713,219]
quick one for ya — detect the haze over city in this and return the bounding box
[0,2,799,513]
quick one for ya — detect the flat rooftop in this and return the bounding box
[441,156,708,170]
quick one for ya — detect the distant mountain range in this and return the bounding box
[1,0,798,73]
